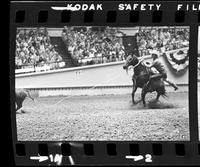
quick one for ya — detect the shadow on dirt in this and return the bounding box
[147,100,178,109]
[129,100,178,109]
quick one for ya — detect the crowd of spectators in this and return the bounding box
[62,26,189,66]
[137,27,189,56]
[62,26,126,65]
[15,28,65,70]
[15,27,189,73]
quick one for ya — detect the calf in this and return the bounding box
[15,89,34,112]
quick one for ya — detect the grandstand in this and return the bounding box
[15,26,189,74]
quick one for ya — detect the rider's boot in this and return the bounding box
[173,84,178,91]
[164,79,178,91]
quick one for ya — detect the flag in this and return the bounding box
[122,36,139,57]
[164,48,189,73]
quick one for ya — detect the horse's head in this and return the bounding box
[123,55,139,70]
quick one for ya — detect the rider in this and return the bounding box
[145,52,178,91]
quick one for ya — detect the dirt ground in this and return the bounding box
[16,92,190,141]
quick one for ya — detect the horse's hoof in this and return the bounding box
[21,109,26,113]
[174,87,178,91]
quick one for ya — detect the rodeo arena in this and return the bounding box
[15,26,190,141]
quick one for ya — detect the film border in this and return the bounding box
[10,1,200,166]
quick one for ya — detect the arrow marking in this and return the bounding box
[51,6,78,11]
[30,156,48,162]
[125,155,144,161]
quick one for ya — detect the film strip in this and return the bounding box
[10,1,200,166]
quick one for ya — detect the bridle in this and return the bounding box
[126,56,150,79]
[126,56,141,70]
[132,59,141,69]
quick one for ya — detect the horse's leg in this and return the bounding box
[16,100,23,112]
[141,87,147,107]
[156,92,161,102]
[132,86,138,104]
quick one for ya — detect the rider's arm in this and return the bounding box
[150,60,156,68]
[139,57,144,62]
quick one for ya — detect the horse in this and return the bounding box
[123,55,166,106]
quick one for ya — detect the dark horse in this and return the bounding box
[123,55,166,106]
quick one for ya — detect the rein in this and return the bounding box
[127,59,150,79]
[132,59,142,69]
[126,59,142,78]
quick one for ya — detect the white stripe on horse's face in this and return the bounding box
[127,65,135,77]
[126,56,134,67]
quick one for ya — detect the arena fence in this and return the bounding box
[26,84,188,97]
[16,48,189,97]
[15,61,66,74]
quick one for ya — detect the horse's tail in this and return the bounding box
[160,88,167,98]
[161,92,167,98]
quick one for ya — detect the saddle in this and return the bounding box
[142,61,163,81]
[142,61,158,75]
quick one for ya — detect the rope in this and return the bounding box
[31,73,122,108]
[53,74,121,106]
